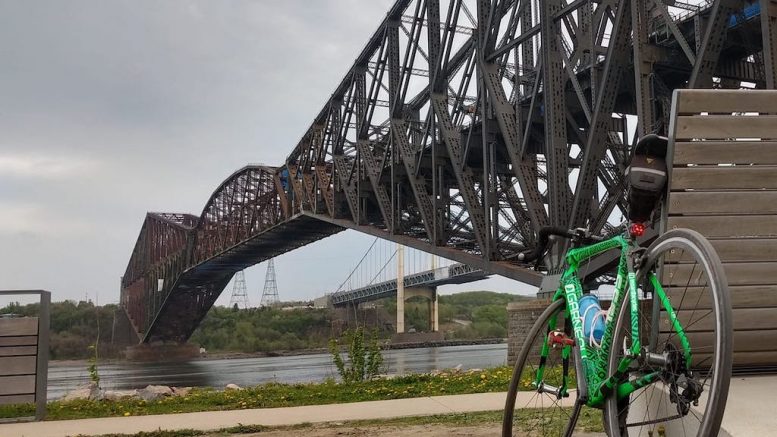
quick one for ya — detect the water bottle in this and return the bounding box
[578,295,606,346]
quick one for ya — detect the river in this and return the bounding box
[47,343,509,399]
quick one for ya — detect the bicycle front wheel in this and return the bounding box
[604,228,732,436]
[503,299,585,437]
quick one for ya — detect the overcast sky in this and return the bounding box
[0,1,535,308]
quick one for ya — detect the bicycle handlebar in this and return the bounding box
[517,226,608,263]
[517,226,577,263]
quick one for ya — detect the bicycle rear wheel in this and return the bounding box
[503,299,585,437]
[604,228,732,436]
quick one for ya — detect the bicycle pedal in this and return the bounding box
[548,330,575,347]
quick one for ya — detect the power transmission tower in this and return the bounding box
[260,259,280,307]
[228,270,250,309]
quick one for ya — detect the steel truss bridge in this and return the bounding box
[121,0,777,343]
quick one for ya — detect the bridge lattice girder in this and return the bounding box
[121,0,777,343]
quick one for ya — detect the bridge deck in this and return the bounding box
[143,215,343,343]
[331,263,488,307]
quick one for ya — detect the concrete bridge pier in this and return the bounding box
[395,244,439,334]
[396,285,438,333]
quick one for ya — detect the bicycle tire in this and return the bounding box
[603,228,733,436]
[503,299,584,437]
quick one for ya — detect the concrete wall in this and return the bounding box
[506,300,551,366]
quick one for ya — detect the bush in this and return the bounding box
[329,327,384,384]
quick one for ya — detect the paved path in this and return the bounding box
[3,375,775,436]
[0,392,513,437]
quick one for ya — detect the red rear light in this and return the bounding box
[630,222,646,237]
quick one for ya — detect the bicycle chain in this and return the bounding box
[627,413,683,428]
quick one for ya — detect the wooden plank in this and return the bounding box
[659,307,777,332]
[675,115,777,140]
[667,216,777,238]
[692,351,777,368]
[0,356,36,376]
[711,239,777,262]
[0,394,35,406]
[0,319,38,337]
[669,192,777,215]
[660,239,777,262]
[671,167,777,190]
[673,142,777,165]
[683,330,777,352]
[0,336,37,347]
[662,262,777,286]
[666,285,777,309]
[0,346,37,357]
[675,90,777,114]
[0,375,35,396]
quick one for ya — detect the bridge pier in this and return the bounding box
[396,286,438,333]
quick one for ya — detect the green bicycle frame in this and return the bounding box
[533,234,692,408]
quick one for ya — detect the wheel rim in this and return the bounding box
[608,233,730,436]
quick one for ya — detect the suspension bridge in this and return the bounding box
[322,238,489,333]
[120,0,777,346]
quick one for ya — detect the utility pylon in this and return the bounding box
[228,270,250,309]
[260,259,280,307]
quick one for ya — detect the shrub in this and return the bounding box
[329,327,383,384]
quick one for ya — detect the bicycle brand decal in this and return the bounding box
[564,283,587,360]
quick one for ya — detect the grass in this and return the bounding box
[64,409,604,437]
[0,367,514,421]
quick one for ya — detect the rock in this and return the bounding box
[138,385,173,401]
[171,387,192,397]
[62,382,100,401]
[225,383,242,391]
[102,389,138,401]
[453,364,463,373]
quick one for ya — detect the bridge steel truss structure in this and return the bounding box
[121,0,777,344]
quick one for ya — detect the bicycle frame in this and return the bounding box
[536,234,692,408]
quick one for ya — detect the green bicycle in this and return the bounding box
[502,135,733,436]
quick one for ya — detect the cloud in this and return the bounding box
[0,153,96,179]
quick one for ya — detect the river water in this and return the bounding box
[47,343,508,399]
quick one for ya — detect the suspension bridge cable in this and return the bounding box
[364,249,398,287]
[334,237,380,293]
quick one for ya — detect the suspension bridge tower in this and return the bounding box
[228,270,250,309]
[260,259,280,307]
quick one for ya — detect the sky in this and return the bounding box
[0,0,536,308]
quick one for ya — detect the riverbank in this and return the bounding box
[2,366,513,421]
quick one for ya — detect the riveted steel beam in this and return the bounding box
[763,0,777,88]
[689,0,741,88]
[540,0,572,228]
[570,0,632,229]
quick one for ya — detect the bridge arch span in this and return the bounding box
[192,165,286,266]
